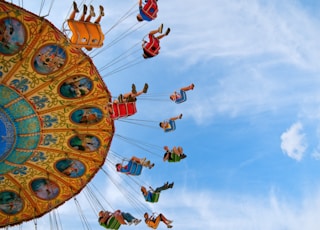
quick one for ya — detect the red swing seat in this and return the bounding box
[110,102,137,119]
[142,0,158,20]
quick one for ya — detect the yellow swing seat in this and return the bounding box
[67,20,104,49]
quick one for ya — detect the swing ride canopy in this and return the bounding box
[0,2,114,227]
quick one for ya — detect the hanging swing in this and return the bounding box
[110,102,137,119]
[65,2,105,49]
[168,153,183,162]
[99,215,121,230]
[117,159,143,176]
[141,0,158,20]
[84,184,123,230]
[142,35,160,57]
[173,90,187,104]
[67,19,104,49]
[164,119,176,132]
[147,192,160,203]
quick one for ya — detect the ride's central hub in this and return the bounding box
[0,84,41,174]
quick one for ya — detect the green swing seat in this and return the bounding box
[168,153,181,163]
[100,216,121,229]
[150,192,160,203]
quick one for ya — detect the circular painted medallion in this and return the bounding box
[0,18,26,55]
[59,76,93,99]
[32,45,67,74]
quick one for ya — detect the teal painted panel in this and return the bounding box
[0,85,20,105]
[15,135,40,149]
[5,150,33,164]
[6,100,35,120]
[16,116,40,134]
[0,162,16,174]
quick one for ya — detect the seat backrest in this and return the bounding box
[151,192,160,202]
[164,120,176,132]
[168,153,181,162]
[106,216,121,229]
[175,91,187,104]
[111,102,137,119]
[143,0,158,19]
[67,20,105,48]
[129,161,142,176]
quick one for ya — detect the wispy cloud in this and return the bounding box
[156,0,320,125]
[162,187,320,230]
[163,0,320,71]
[16,186,320,230]
[280,122,307,161]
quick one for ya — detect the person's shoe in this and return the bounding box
[180,154,187,159]
[127,221,133,225]
[127,95,134,102]
[140,157,146,163]
[167,225,173,228]
[168,182,174,189]
[143,83,148,93]
[158,24,163,33]
[90,5,96,17]
[83,4,87,15]
[134,219,141,225]
[73,1,79,13]
[118,94,123,103]
[99,5,105,16]
[165,28,171,36]
[178,113,183,119]
[132,84,137,94]
[149,163,155,169]
[190,83,194,90]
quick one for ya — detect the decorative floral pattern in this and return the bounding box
[0,1,114,226]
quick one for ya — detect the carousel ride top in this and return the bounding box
[0,1,114,227]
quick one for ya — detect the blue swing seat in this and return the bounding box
[174,90,187,104]
[164,120,176,132]
[118,160,143,176]
[127,160,143,175]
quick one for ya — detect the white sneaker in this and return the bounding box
[134,219,141,225]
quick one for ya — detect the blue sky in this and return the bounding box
[6,0,320,229]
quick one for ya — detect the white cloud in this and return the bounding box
[160,187,320,230]
[311,150,320,160]
[155,0,320,125]
[280,122,307,161]
[162,0,320,71]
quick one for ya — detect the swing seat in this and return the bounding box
[110,102,137,119]
[168,153,181,163]
[103,216,121,229]
[175,91,187,104]
[143,0,158,20]
[143,35,160,57]
[67,20,104,49]
[128,161,143,176]
[149,192,160,203]
[144,45,160,57]
[118,160,142,176]
[164,120,176,132]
